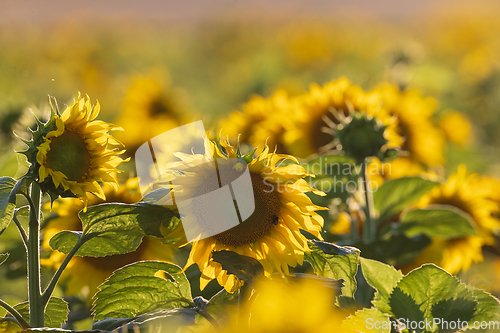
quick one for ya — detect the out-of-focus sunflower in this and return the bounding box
[367,156,439,188]
[219,277,354,333]
[459,45,498,84]
[406,165,500,274]
[218,90,295,153]
[371,83,446,168]
[438,110,473,146]
[41,178,178,303]
[284,77,403,159]
[115,74,191,154]
[329,211,352,235]
[35,94,127,205]
[169,139,326,293]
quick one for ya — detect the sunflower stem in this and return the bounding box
[0,298,31,329]
[238,283,248,308]
[350,212,359,241]
[13,209,29,250]
[197,309,220,330]
[42,238,83,305]
[361,161,376,242]
[237,284,251,329]
[27,181,44,327]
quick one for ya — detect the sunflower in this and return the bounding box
[406,165,500,274]
[438,110,473,146]
[283,77,403,159]
[367,156,439,188]
[41,178,178,303]
[218,90,295,154]
[218,277,354,333]
[114,74,192,154]
[167,139,326,293]
[371,83,446,168]
[35,93,127,204]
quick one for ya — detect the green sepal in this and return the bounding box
[336,111,389,163]
[377,147,401,163]
[241,147,258,164]
[211,250,264,284]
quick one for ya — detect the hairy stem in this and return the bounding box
[12,209,28,250]
[42,239,83,305]
[362,162,376,242]
[27,182,44,327]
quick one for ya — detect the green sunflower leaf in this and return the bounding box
[388,264,478,333]
[397,205,476,239]
[373,177,438,222]
[342,307,391,333]
[359,257,403,314]
[211,250,264,283]
[13,297,69,328]
[0,319,22,333]
[92,261,193,321]
[49,203,180,257]
[0,177,17,236]
[352,233,431,266]
[468,289,500,331]
[0,151,21,179]
[303,154,358,178]
[93,308,198,333]
[48,231,81,254]
[304,239,360,309]
[302,154,359,206]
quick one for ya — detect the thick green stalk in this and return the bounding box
[362,161,376,242]
[27,182,44,327]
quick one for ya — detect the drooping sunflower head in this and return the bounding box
[165,139,326,293]
[22,93,128,205]
[284,77,403,159]
[335,111,397,163]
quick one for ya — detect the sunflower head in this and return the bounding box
[221,276,351,333]
[336,111,398,163]
[283,77,403,159]
[167,138,326,293]
[407,165,500,274]
[20,93,128,205]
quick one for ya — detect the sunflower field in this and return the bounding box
[2,1,500,332]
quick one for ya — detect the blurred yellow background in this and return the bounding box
[1,0,500,324]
